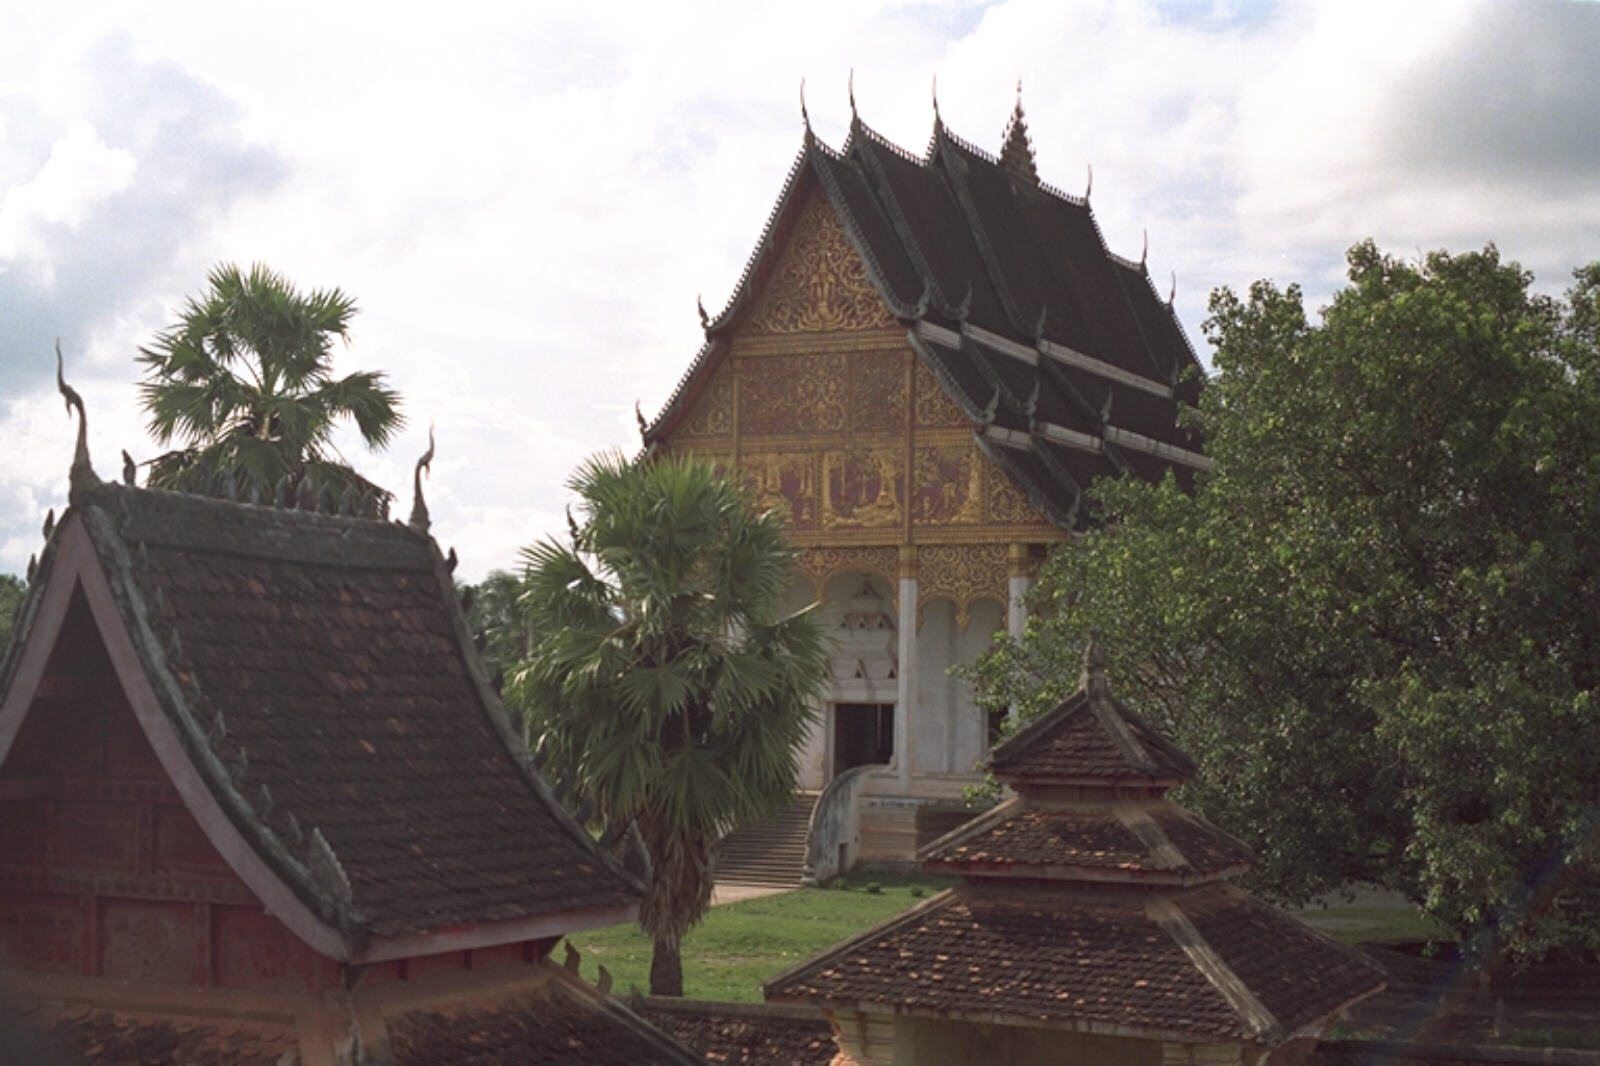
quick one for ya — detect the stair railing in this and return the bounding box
[801,763,884,886]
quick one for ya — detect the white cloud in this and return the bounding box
[4,0,1599,582]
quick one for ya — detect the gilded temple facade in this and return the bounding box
[644,96,1206,859]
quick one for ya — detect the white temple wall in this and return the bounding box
[912,597,1004,777]
[783,577,829,790]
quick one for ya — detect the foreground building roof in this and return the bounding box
[2,475,640,959]
[644,93,1208,529]
[0,403,700,1064]
[765,644,1385,1049]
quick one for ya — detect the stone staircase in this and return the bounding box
[715,792,818,888]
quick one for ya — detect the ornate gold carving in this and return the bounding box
[1007,541,1035,578]
[986,473,1037,526]
[916,543,1009,631]
[794,546,900,599]
[913,358,970,430]
[748,196,896,334]
[823,449,903,530]
[741,452,820,531]
[910,445,983,526]
[738,349,908,438]
[681,362,733,438]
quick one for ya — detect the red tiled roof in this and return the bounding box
[923,799,1252,883]
[635,999,835,1066]
[387,981,703,1066]
[45,483,640,945]
[22,1002,298,1066]
[766,884,1383,1044]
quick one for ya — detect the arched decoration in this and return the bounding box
[794,545,900,601]
[915,543,1008,631]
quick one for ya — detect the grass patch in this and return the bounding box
[1288,904,1451,947]
[563,871,955,1002]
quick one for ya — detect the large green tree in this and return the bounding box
[0,573,24,658]
[137,263,403,510]
[506,452,828,995]
[970,242,1600,960]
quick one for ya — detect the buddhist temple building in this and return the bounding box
[0,402,702,1064]
[643,90,1208,866]
[763,644,1386,1065]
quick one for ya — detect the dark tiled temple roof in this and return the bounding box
[22,1001,298,1066]
[17,480,640,952]
[987,685,1197,785]
[922,798,1253,884]
[643,103,1208,529]
[764,883,1383,1045]
[635,998,835,1066]
[387,980,703,1066]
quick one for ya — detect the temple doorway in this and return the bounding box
[833,702,894,776]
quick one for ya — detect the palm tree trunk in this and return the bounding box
[649,934,684,996]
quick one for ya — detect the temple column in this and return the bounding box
[896,546,918,796]
[1007,542,1032,641]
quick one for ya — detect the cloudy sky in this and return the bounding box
[3,0,1598,581]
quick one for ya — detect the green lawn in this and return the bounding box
[561,872,954,1002]
[562,872,1448,1003]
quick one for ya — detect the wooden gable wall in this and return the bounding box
[0,588,339,993]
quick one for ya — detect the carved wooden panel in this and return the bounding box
[216,904,330,991]
[104,690,164,780]
[987,472,1039,526]
[101,900,197,982]
[741,452,821,532]
[679,362,734,439]
[795,547,900,598]
[823,449,903,531]
[747,195,895,333]
[0,892,81,972]
[738,350,907,439]
[917,544,1009,631]
[910,445,983,526]
[56,802,139,873]
[154,803,233,877]
[0,799,46,867]
[913,358,970,430]
[740,353,848,437]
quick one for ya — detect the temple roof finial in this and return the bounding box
[1085,163,1093,200]
[848,69,857,120]
[56,340,100,501]
[697,293,709,330]
[932,74,941,125]
[1080,636,1109,701]
[800,78,811,133]
[408,424,435,533]
[999,83,1039,186]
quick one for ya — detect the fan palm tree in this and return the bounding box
[507,452,828,996]
[137,263,403,510]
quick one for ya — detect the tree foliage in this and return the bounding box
[0,574,24,658]
[506,452,827,994]
[969,243,1600,959]
[137,263,403,510]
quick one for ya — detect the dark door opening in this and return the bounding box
[833,702,894,777]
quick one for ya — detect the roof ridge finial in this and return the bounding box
[408,423,435,533]
[1081,635,1109,702]
[800,78,811,134]
[1169,270,1177,307]
[1141,229,1149,268]
[1085,163,1093,201]
[999,85,1039,186]
[56,340,101,502]
[932,74,941,125]
[849,68,856,120]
